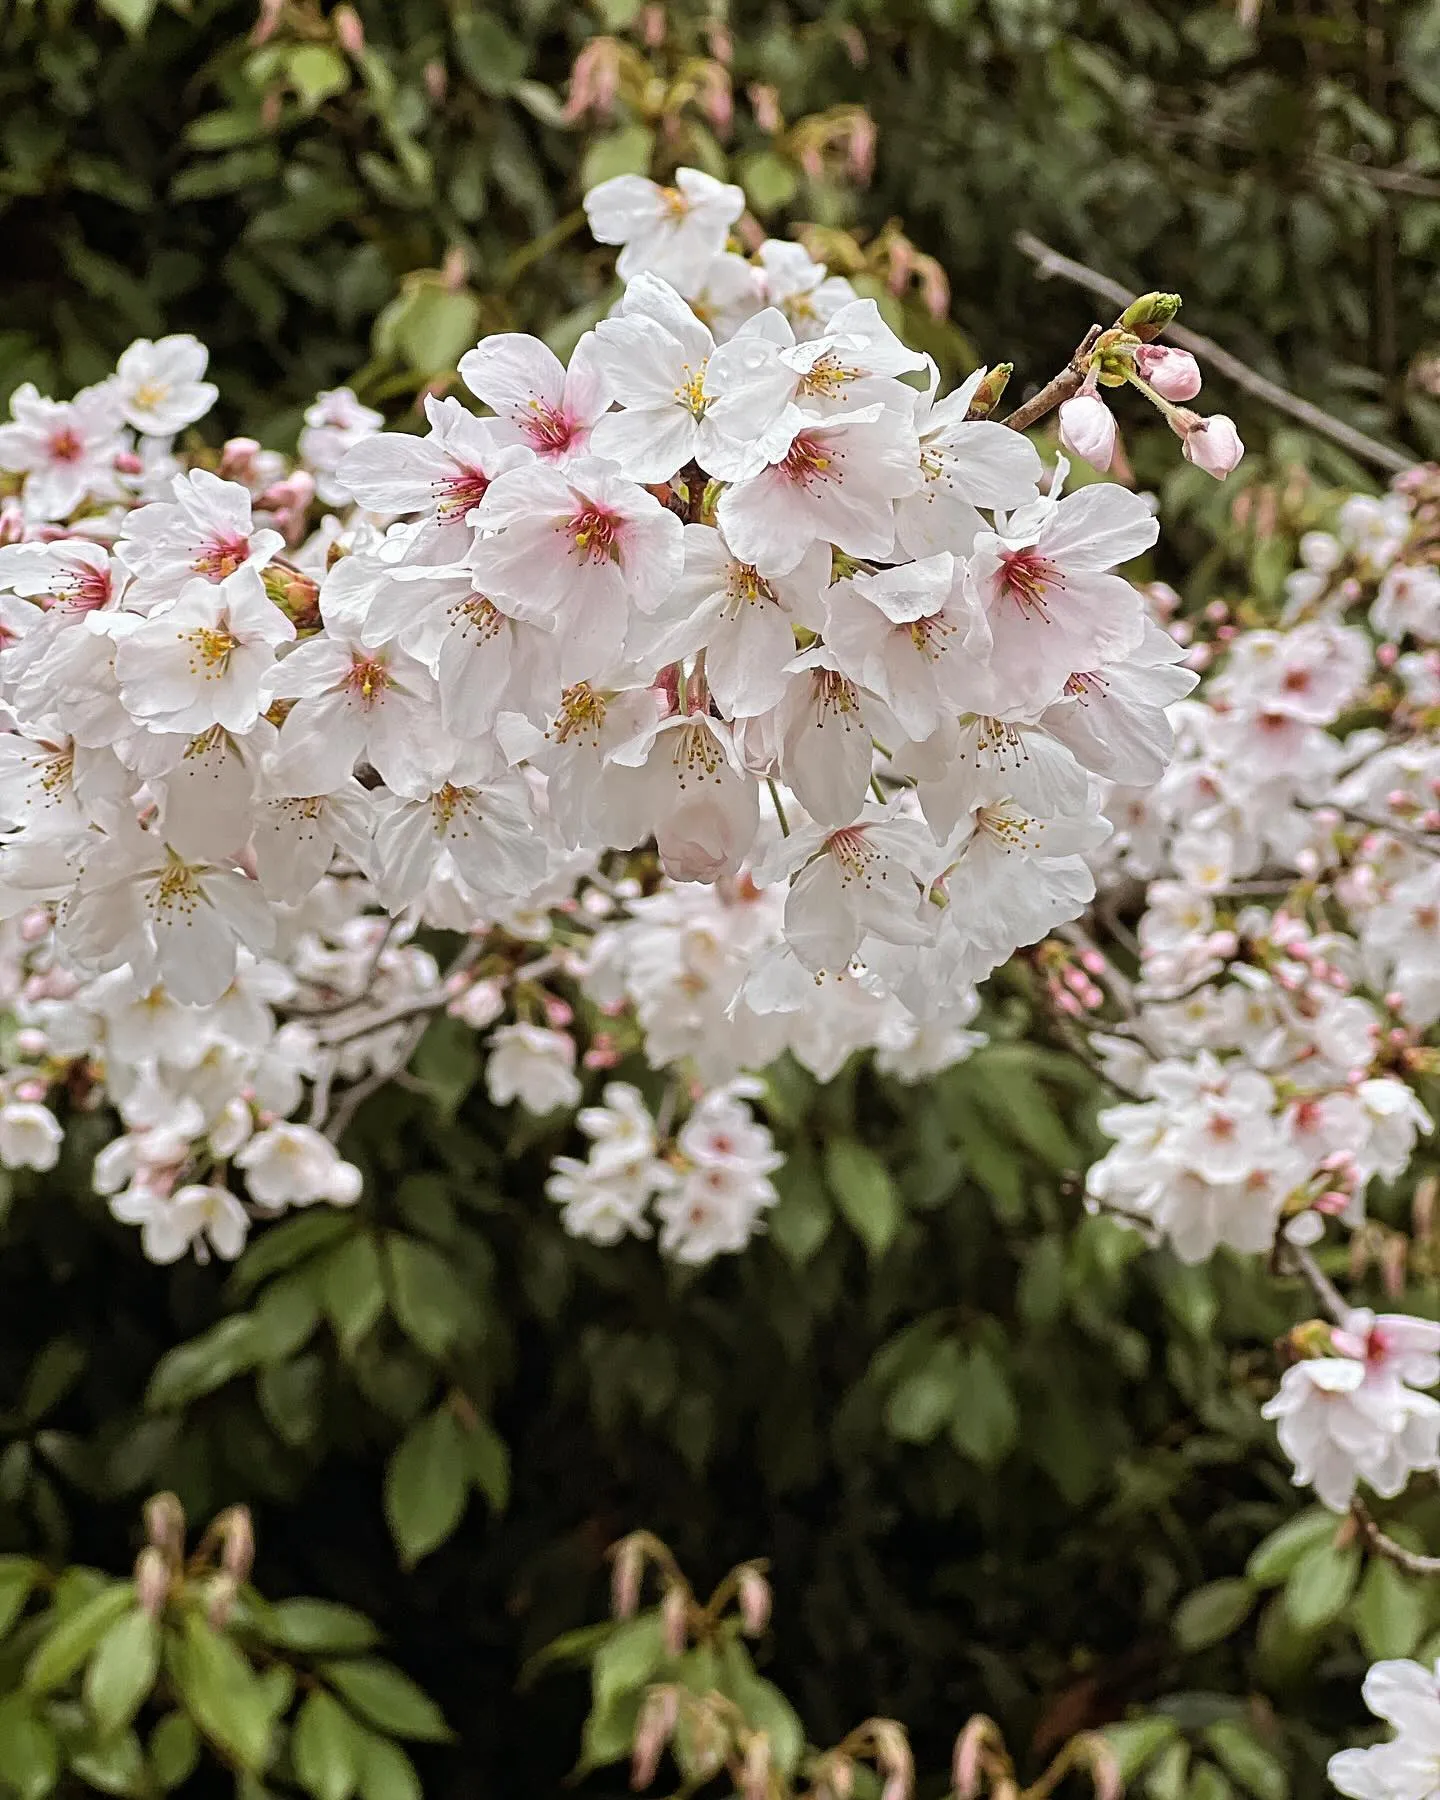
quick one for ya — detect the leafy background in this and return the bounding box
[3,1,1440,1797]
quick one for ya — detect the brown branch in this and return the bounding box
[1351,1498,1440,1576]
[1001,324,1103,433]
[1013,231,1412,474]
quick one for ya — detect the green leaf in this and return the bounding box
[321,1662,452,1743]
[84,1608,160,1738]
[1202,1723,1288,1800]
[21,1338,86,1424]
[258,1601,380,1656]
[288,46,350,109]
[0,1557,39,1639]
[948,1344,1019,1469]
[167,1611,277,1772]
[319,1235,386,1354]
[1104,1719,1181,1783]
[145,1317,265,1410]
[740,151,799,214]
[24,1582,134,1694]
[463,1415,510,1513]
[1244,1509,1337,1586]
[451,13,528,95]
[96,0,158,32]
[1353,1557,1427,1660]
[825,1138,901,1258]
[592,1616,666,1712]
[355,1734,422,1800]
[393,289,481,377]
[1284,1538,1360,1632]
[292,1691,360,1800]
[68,1726,145,1795]
[885,1339,965,1444]
[385,1408,470,1566]
[230,1211,355,1298]
[0,1693,59,1800]
[258,1354,325,1447]
[580,125,656,192]
[1174,1579,1255,1651]
[384,1235,479,1359]
[767,1150,832,1267]
[148,1714,200,1790]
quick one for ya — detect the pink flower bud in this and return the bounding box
[134,1546,171,1619]
[737,1566,771,1637]
[743,1735,771,1800]
[1057,393,1117,471]
[205,1571,238,1629]
[661,1585,688,1655]
[113,450,144,476]
[1136,344,1202,401]
[611,1536,644,1619]
[1377,641,1399,667]
[13,1079,46,1103]
[14,1029,47,1058]
[333,4,365,54]
[631,1687,677,1790]
[1182,413,1245,479]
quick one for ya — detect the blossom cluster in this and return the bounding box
[1072,474,1440,1517]
[0,165,1236,1267]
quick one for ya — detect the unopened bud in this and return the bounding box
[631,1687,677,1790]
[1058,392,1117,472]
[333,4,365,54]
[952,1716,1004,1800]
[743,1734,772,1800]
[1136,343,1202,402]
[145,1491,186,1562]
[205,1570,239,1629]
[262,564,321,629]
[611,1535,644,1619]
[215,1505,255,1584]
[1179,412,1245,480]
[965,364,1012,420]
[660,1584,688,1655]
[1118,291,1182,337]
[873,1721,913,1800]
[737,1565,771,1637]
[1080,1735,1122,1800]
[134,1546,171,1619]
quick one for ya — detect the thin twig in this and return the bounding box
[1013,231,1412,473]
[1351,1498,1440,1577]
[1285,1242,1350,1325]
[1001,324,1103,433]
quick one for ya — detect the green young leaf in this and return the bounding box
[96,0,158,32]
[0,1557,40,1639]
[1104,1718,1181,1783]
[257,1601,380,1656]
[355,1732,422,1800]
[1284,1538,1360,1632]
[145,1316,266,1410]
[21,1338,86,1424]
[948,1344,1019,1469]
[1173,1579,1255,1651]
[67,1726,145,1795]
[592,1615,666,1713]
[1202,1723,1288,1800]
[384,1235,479,1359]
[320,1661,452,1743]
[84,1608,160,1738]
[580,125,656,193]
[229,1211,355,1299]
[1244,1509,1337,1586]
[24,1582,135,1695]
[148,1714,200,1790]
[167,1610,278,1772]
[393,289,481,378]
[740,151,799,214]
[0,1693,59,1800]
[288,45,350,109]
[292,1690,360,1800]
[463,1414,511,1513]
[825,1138,901,1258]
[451,13,528,96]
[384,1408,470,1566]
[319,1235,386,1354]
[1353,1557,1427,1661]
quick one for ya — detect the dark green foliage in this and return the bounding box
[4,0,1439,459]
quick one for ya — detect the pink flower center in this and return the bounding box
[57,562,112,613]
[568,503,623,566]
[344,654,391,706]
[779,433,838,490]
[998,549,1061,619]
[192,533,251,581]
[435,465,491,523]
[826,826,876,879]
[524,401,583,458]
[48,428,83,464]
